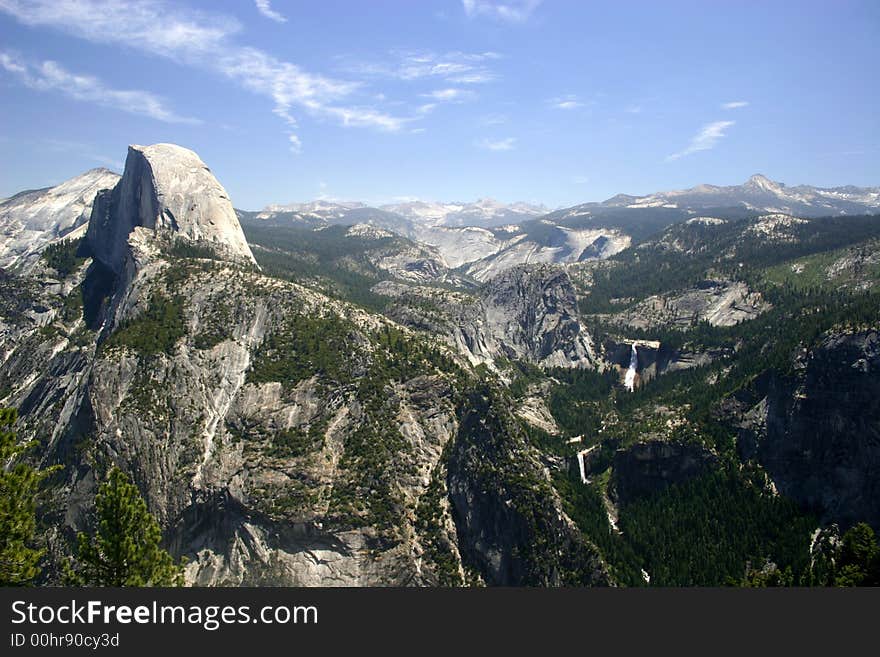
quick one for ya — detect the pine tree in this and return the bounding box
[0,408,53,586]
[834,523,880,587]
[67,467,184,586]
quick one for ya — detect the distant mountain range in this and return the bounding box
[248,174,879,231]
[558,174,880,220]
[381,198,548,227]
[248,198,548,230]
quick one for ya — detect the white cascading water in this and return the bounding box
[624,343,638,392]
[577,450,588,484]
[576,445,596,484]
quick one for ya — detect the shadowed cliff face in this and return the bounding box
[611,441,718,506]
[0,143,446,585]
[725,331,880,528]
[763,332,880,527]
[602,337,729,388]
[30,261,469,585]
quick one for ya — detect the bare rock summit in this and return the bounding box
[86,143,256,273]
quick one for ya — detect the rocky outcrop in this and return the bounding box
[668,280,770,327]
[603,337,727,387]
[462,228,630,282]
[410,223,630,283]
[823,242,880,291]
[363,239,458,285]
[722,331,880,528]
[3,252,467,585]
[0,168,120,271]
[611,440,718,505]
[375,264,599,369]
[85,144,255,274]
[371,281,471,335]
[459,264,598,368]
[596,279,770,332]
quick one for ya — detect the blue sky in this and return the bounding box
[1,0,878,209]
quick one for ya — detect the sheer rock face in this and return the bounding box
[86,144,255,274]
[2,256,466,586]
[602,337,730,387]
[727,331,880,528]
[465,264,597,368]
[374,265,599,369]
[611,441,718,505]
[5,144,472,587]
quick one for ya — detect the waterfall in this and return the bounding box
[577,450,588,484]
[576,445,597,484]
[624,343,638,392]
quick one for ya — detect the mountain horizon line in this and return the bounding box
[245,172,880,216]
[8,163,877,215]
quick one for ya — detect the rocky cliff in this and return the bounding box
[472,264,598,367]
[85,144,255,275]
[447,386,611,585]
[611,440,718,505]
[0,168,120,271]
[602,337,729,387]
[722,331,880,528]
[376,264,598,369]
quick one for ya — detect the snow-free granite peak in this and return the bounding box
[86,143,256,274]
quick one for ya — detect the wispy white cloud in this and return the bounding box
[450,71,495,84]
[477,136,516,151]
[572,175,589,184]
[421,87,473,103]
[462,0,542,23]
[254,0,286,23]
[548,94,587,110]
[341,50,499,85]
[624,104,642,114]
[721,100,749,109]
[666,120,735,161]
[0,51,198,123]
[287,134,302,154]
[0,0,409,148]
[0,0,238,59]
[214,46,371,132]
[318,104,410,131]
